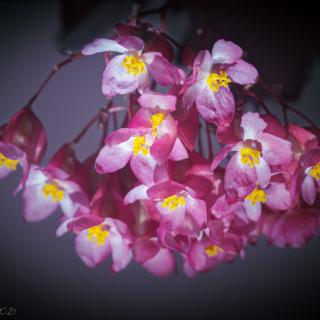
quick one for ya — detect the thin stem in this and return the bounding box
[160,12,166,33]
[243,91,271,114]
[27,53,83,108]
[113,111,118,131]
[258,76,316,127]
[198,125,204,156]
[161,33,184,51]
[205,121,214,162]
[73,113,101,144]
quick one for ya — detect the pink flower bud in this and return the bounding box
[2,108,47,164]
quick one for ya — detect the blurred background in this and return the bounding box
[0,0,320,318]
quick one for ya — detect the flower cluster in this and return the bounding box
[1,21,319,278]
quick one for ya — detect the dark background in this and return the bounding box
[0,0,320,319]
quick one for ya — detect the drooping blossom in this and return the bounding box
[67,215,134,272]
[81,36,185,98]
[284,123,320,205]
[211,111,293,202]
[95,92,188,184]
[17,165,90,222]
[182,40,258,126]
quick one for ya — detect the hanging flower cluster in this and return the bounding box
[1,17,319,278]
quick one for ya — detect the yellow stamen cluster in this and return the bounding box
[42,182,64,202]
[240,147,261,168]
[120,56,146,77]
[310,163,320,181]
[132,136,148,156]
[0,153,19,170]
[151,113,166,137]
[246,187,267,206]
[206,71,231,92]
[87,224,109,246]
[161,195,186,211]
[205,244,223,257]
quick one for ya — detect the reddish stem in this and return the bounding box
[27,53,83,108]
[198,125,204,156]
[113,111,118,131]
[258,76,316,127]
[244,91,271,114]
[73,113,101,144]
[160,12,166,33]
[205,121,214,161]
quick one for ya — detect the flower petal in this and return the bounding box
[95,137,134,174]
[147,181,185,200]
[300,148,320,168]
[257,132,293,166]
[123,184,149,205]
[265,182,291,211]
[138,92,177,113]
[211,39,243,66]
[196,85,235,126]
[132,238,159,264]
[224,153,257,201]
[143,52,186,86]
[182,79,207,109]
[240,111,267,141]
[168,138,188,161]
[142,247,175,278]
[117,36,145,53]
[186,195,207,230]
[82,38,127,55]
[301,174,316,205]
[226,59,258,85]
[67,215,105,234]
[156,200,186,231]
[244,199,261,221]
[23,182,59,222]
[75,230,111,268]
[255,157,271,188]
[102,55,141,98]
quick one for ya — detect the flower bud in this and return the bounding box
[2,108,47,164]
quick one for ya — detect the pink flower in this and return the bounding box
[95,93,188,184]
[182,40,258,125]
[81,36,185,98]
[67,215,134,272]
[124,177,207,235]
[260,208,319,249]
[0,142,29,185]
[18,165,90,222]
[211,112,293,201]
[284,123,320,206]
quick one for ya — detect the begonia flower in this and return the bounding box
[260,208,319,249]
[124,177,207,236]
[0,141,29,185]
[67,215,134,272]
[182,40,258,125]
[211,111,293,201]
[95,93,188,184]
[17,165,90,222]
[81,36,185,98]
[284,123,320,205]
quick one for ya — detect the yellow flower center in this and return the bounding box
[205,244,223,257]
[87,224,109,246]
[132,136,148,156]
[246,187,267,206]
[310,162,320,181]
[240,147,261,168]
[42,182,64,202]
[161,195,186,211]
[206,71,231,92]
[120,56,146,77]
[151,113,166,137]
[0,153,19,170]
